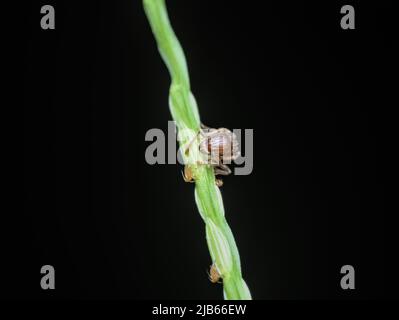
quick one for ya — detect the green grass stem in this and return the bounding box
[143,0,251,300]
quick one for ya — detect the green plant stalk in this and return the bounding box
[143,0,251,300]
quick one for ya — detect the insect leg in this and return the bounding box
[214,163,232,176]
[200,123,212,130]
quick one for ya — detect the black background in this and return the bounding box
[16,0,394,299]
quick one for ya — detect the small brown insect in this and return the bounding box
[182,124,239,186]
[208,263,222,284]
[199,124,240,182]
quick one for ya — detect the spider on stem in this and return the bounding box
[182,124,240,186]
